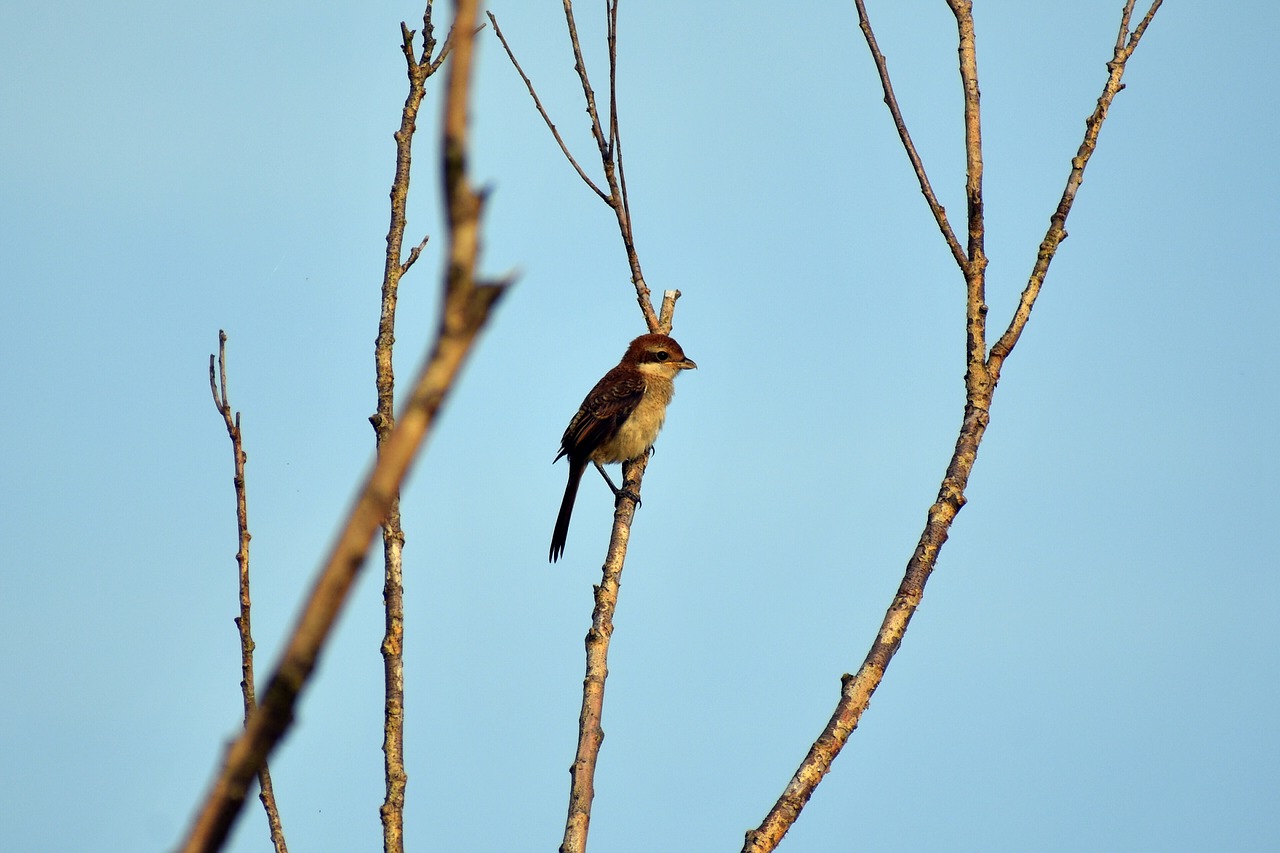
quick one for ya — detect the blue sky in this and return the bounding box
[3,2,1278,851]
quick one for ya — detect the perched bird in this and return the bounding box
[549,333,697,562]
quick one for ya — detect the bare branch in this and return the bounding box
[377,4,454,848]
[606,1,634,227]
[988,0,1163,373]
[561,0,612,163]
[486,12,609,201]
[853,0,967,270]
[176,3,507,848]
[208,332,288,853]
[742,3,1164,850]
[561,451,645,853]
[946,0,991,373]
[489,2,659,330]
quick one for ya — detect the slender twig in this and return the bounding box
[208,332,288,853]
[561,0,611,164]
[657,289,680,336]
[742,3,1163,850]
[177,4,506,849]
[491,2,659,331]
[988,0,1163,373]
[486,12,609,201]
[853,0,967,270]
[605,1,633,228]
[374,5,454,850]
[401,234,431,276]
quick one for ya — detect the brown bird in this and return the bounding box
[550,333,697,562]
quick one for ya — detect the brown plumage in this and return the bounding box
[550,334,696,562]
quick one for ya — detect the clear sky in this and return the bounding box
[3,2,1277,851]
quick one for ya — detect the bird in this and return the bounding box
[549,333,697,562]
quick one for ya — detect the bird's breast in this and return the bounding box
[591,377,674,464]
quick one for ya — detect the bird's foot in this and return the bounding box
[613,487,642,509]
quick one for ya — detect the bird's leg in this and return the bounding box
[593,461,642,508]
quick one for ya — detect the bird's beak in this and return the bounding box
[679,358,697,370]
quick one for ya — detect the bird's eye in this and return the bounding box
[655,351,670,361]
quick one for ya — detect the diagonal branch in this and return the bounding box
[487,12,609,201]
[988,0,1163,373]
[742,3,1164,850]
[491,2,659,331]
[561,0,612,164]
[854,0,967,270]
[176,3,507,849]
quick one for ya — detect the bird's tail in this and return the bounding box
[549,461,585,562]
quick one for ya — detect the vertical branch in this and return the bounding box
[604,1,633,231]
[208,332,288,853]
[374,5,454,850]
[560,288,682,853]
[491,7,686,849]
[742,3,1164,851]
[945,0,991,380]
[560,474,637,853]
[177,2,506,848]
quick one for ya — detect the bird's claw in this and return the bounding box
[613,487,642,509]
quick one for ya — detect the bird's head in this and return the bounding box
[622,333,697,375]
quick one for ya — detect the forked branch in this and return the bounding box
[853,0,967,270]
[490,2,659,331]
[177,2,507,849]
[489,5,685,852]
[374,4,457,850]
[988,0,1164,373]
[743,3,1164,850]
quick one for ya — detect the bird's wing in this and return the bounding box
[557,366,646,460]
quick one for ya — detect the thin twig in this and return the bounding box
[490,2,659,330]
[177,4,507,849]
[742,3,1164,850]
[561,0,611,165]
[487,12,609,201]
[208,332,288,853]
[988,0,1163,372]
[401,234,430,276]
[853,0,967,270]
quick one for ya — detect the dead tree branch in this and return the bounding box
[177,2,506,848]
[489,5,686,851]
[208,331,288,853]
[373,4,456,849]
[490,2,659,331]
[742,3,1164,850]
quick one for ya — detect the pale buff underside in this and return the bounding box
[589,362,680,464]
